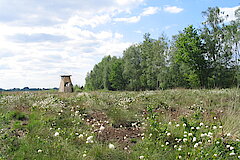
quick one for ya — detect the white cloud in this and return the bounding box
[163,6,183,14]
[220,5,240,22]
[114,33,123,39]
[141,7,160,16]
[0,0,145,88]
[114,6,159,23]
[67,14,111,28]
[116,0,144,7]
[164,24,178,30]
[114,16,141,23]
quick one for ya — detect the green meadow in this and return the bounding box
[0,89,239,160]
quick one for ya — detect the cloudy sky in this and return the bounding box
[0,0,239,89]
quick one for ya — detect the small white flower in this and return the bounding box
[108,143,115,149]
[168,122,172,125]
[161,144,164,147]
[226,145,231,148]
[213,126,217,130]
[184,135,187,137]
[201,133,206,137]
[205,125,209,128]
[99,125,105,131]
[229,152,235,156]
[192,137,197,142]
[213,154,217,157]
[196,127,200,130]
[208,132,213,136]
[176,124,180,127]
[183,123,186,127]
[219,126,223,129]
[194,143,198,148]
[165,141,169,145]
[178,155,182,159]
[191,127,195,130]
[213,117,217,120]
[184,131,187,134]
[86,136,94,143]
[139,156,144,159]
[208,140,211,143]
[238,155,240,159]
[236,139,240,142]
[188,133,193,136]
[54,132,59,136]
[183,138,187,142]
[230,146,234,150]
[167,132,171,136]
[83,154,87,157]
[78,134,84,138]
[178,148,182,151]
[198,141,202,145]
[37,149,43,153]
[216,141,220,144]
[199,123,204,126]
[227,133,231,137]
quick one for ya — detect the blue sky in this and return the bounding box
[0,0,239,89]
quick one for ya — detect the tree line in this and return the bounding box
[85,7,240,91]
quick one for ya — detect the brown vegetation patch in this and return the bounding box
[86,111,143,148]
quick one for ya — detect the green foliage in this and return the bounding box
[134,104,240,159]
[85,6,240,90]
[173,25,207,88]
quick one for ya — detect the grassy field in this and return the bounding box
[0,89,239,160]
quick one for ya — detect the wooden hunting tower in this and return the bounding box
[59,75,73,93]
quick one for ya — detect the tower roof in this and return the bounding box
[60,75,72,77]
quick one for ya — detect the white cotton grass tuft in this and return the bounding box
[192,137,196,142]
[37,149,43,153]
[229,152,235,156]
[78,134,84,138]
[183,138,187,142]
[86,136,94,143]
[109,143,115,149]
[54,132,59,136]
[139,155,144,159]
[194,143,198,148]
[99,125,105,131]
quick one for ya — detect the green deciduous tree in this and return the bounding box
[173,25,207,88]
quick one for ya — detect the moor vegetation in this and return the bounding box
[0,89,239,159]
